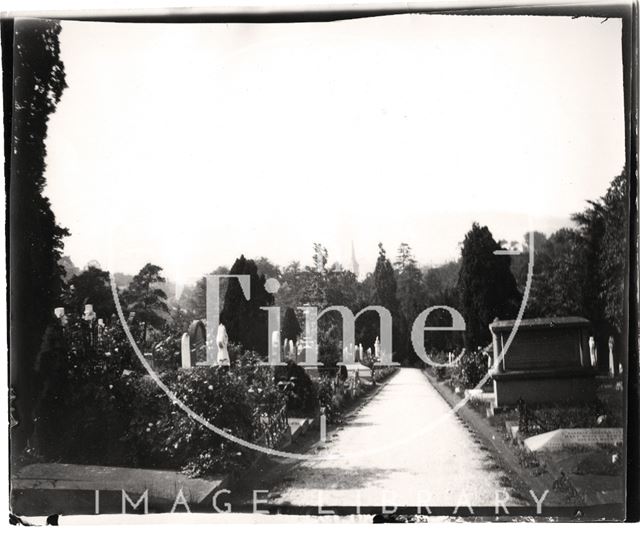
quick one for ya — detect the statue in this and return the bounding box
[374,336,380,359]
[216,324,230,366]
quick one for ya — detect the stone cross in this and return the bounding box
[180,332,191,368]
[217,324,230,366]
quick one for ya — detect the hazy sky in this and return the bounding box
[44,14,625,283]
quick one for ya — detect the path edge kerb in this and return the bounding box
[419,368,565,507]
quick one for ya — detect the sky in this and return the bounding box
[43,14,625,284]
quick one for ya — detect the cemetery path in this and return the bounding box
[234,368,521,509]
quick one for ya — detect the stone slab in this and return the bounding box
[12,463,225,504]
[524,428,623,452]
[288,417,314,440]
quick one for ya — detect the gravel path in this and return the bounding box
[262,368,518,508]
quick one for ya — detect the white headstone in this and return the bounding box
[589,336,597,367]
[271,330,281,363]
[83,304,96,321]
[216,324,230,366]
[180,333,191,368]
[608,336,615,377]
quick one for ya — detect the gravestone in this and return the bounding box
[180,333,191,368]
[188,320,207,365]
[589,336,597,367]
[608,336,615,377]
[289,339,296,361]
[524,428,623,452]
[490,316,597,406]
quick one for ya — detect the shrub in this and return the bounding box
[127,360,288,476]
[317,377,343,424]
[38,324,288,477]
[274,360,319,417]
[32,316,139,463]
[126,367,256,475]
[451,349,488,390]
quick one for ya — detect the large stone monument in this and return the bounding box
[490,316,597,407]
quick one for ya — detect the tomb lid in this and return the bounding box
[490,316,590,332]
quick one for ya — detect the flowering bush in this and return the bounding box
[126,350,288,476]
[450,349,488,391]
[36,322,288,477]
[126,367,257,476]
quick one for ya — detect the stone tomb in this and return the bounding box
[490,316,598,407]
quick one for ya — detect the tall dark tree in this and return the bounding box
[220,255,274,355]
[422,260,463,352]
[122,264,169,343]
[66,266,116,319]
[394,243,426,365]
[281,307,302,343]
[8,20,68,450]
[373,243,399,311]
[357,243,402,362]
[573,171,628,337]
[457,223,521,349]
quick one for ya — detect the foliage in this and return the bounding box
[508,172,628,369]
[36,324,288,476]
[221,255,274,356]
[122,263,170,344]
[274,360,319,416]
[527,401,623,435]
[184,265,230,317]
[65,265,116,319]
[450,349,489,390]
[394,243,427,365]
[10,19,69,449]
[317,377,343,424]
[127,367,256,476]
[281,306,302,343]
[32,315,139,462]
[457,223,520,349]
